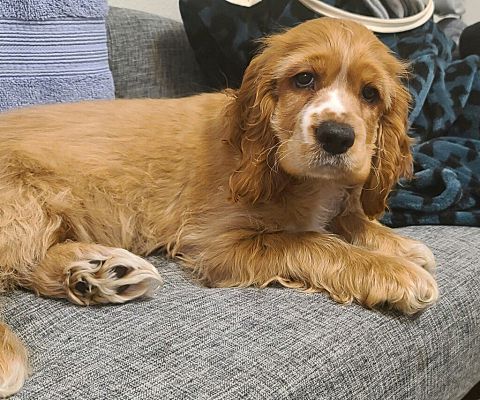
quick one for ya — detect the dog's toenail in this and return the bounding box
[112,265,129,278]
[89,260,103,266]
[117,284,130,294]
[75,281,89,294]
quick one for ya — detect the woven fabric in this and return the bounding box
[6,226,480,400]
[106,7,209,99]
[0,20,109,78]
[0,0,114,112]
[378,21,480,227]
[0,0,108,20]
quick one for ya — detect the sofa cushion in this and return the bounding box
[5,226,480,399]
[106,7,209,99]
[0,0,114,112]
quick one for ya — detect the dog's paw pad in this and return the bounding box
[65,249,162,306]
[111,265,129,278]
[116,284,130,294]
[74,280,90,295]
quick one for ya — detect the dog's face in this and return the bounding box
[271,21,398,184]
[229,18,412,218]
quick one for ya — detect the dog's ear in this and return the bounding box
[227,44,287,204]
[361,75,413,219]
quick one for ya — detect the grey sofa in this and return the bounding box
[7,7,480,400]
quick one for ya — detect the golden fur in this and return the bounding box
[0,18,438,397]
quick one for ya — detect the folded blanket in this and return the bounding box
[379,20,480,227]
[383,137,480,226]
[0,0,114,112]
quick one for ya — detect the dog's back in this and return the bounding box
[0,95,231,256]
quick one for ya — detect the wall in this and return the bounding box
[107,0,181,20]
[464,0,480,25]
[108,0,479,25]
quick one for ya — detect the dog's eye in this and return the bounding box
[361,85,380,103]
[294,72,315,89]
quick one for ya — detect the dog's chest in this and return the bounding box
[282,184,346,233]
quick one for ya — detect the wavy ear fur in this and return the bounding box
[361,76,413,219]
[227,46,287,204]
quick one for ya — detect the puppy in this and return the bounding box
[0,18,437,397]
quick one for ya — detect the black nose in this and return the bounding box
[315,121,355,155]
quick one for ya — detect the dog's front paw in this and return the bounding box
[399,240,436,272]
[368,256,438,314]
[324,253,439,314]
[64,248,162,306]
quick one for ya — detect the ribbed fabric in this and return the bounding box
[0,20,110,77]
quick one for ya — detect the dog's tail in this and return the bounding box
[0,318,29,397]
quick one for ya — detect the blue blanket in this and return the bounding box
[380,20,480,226]
[180,0,480,227]
[0,0,114,111]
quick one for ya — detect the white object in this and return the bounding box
[224,0,263,6]
[223,0,435,33]
[297,0,435,33]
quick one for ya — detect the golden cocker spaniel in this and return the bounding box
[0,18,437,397]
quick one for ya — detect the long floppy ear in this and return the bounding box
[227,44,288,204]
[361,76,413,219]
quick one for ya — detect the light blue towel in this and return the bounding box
[0,0,108,20]
[0,0,114,112]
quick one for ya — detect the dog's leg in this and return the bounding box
[0,192,161,306]
[331,213,436,271]
[0,189,65,397]
[0,322,29,398]
[21,242,162,306]
[185,229,438,314]
[0,185,161,396]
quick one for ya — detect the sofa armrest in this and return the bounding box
[106,7,209,99]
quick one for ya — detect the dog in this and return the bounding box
[0,18,438,397]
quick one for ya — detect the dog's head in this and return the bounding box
[227,17,412,218]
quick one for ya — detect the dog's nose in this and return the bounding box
[315,121,355,155]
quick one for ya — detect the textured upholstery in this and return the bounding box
[106,7,209,99]
[6,226,480,399]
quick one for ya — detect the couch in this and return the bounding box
[6,7,480,400]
